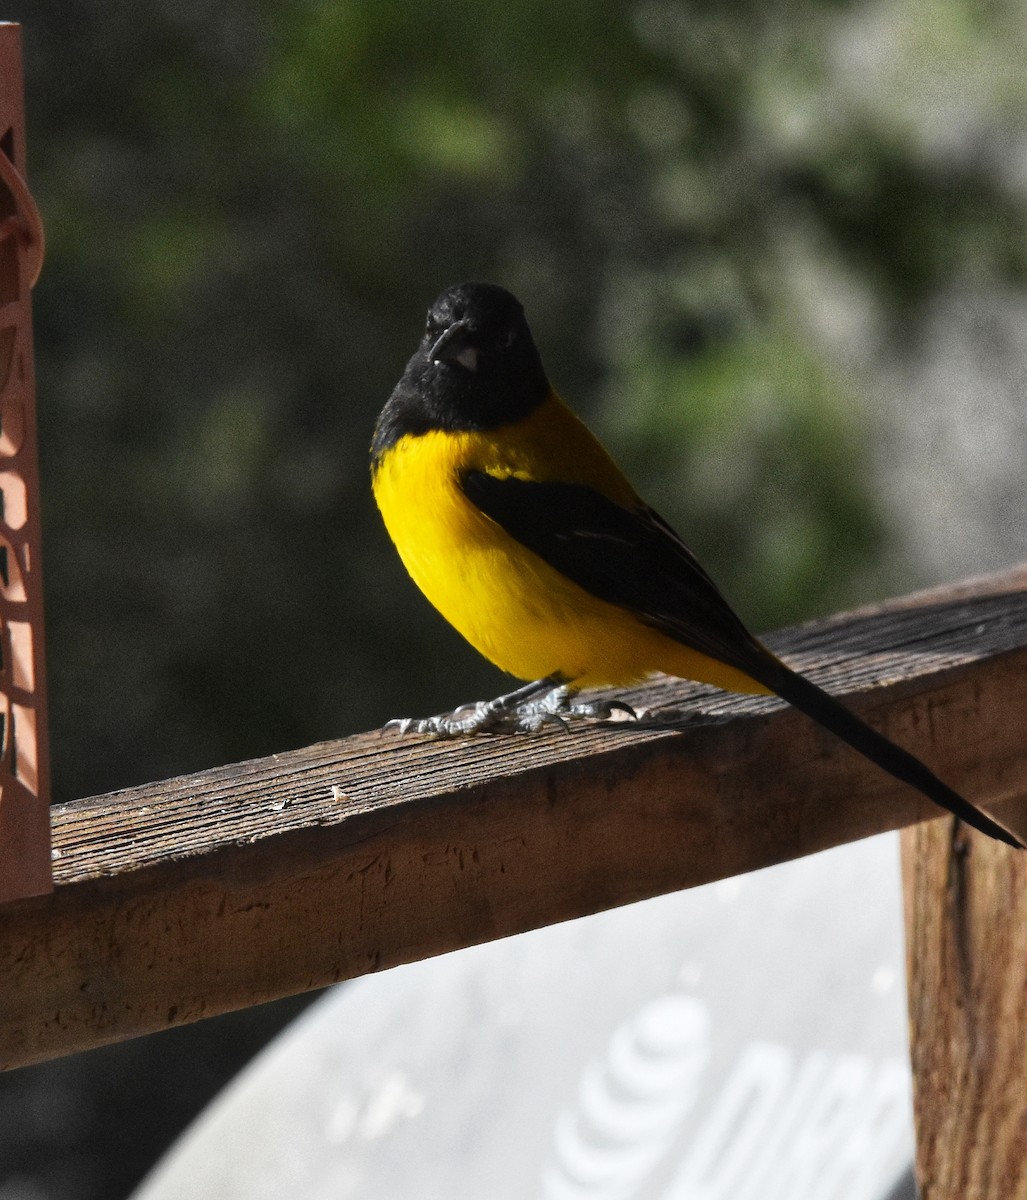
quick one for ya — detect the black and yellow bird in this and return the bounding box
[371,282,1020,848]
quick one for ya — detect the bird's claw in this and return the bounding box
[383,685,639,738]
[383,702,496,737]
[564,697,638,722]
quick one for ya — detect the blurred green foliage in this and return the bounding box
[4,0,1025,808]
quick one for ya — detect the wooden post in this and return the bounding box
[903,822,1027,1197]
[0,23,52,900]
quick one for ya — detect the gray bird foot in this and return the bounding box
[526,685,639,731]
[384,679,638,738]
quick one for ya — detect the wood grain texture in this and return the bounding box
[1,565,1026,1071]
[903,817,1027,1198]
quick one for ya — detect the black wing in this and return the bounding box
[461,471,770,678]
[461,470,1022,847]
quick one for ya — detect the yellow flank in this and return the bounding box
[372,390,769,694]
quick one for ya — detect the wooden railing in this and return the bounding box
[3,565,1027,1200]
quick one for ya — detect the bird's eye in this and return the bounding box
[425,311,442,336]
[499,328,516,350]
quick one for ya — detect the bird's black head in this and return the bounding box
[372,282,550,459]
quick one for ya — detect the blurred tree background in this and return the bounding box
[1,0,1026,1197]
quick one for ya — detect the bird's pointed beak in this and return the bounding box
[430,320,479,372]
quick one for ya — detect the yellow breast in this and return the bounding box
[372,391,766,693]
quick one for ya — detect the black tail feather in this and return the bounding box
[749,655,1022,848]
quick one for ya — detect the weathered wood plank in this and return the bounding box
[902,817,1027,1198]
[1,565,1026,1071]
